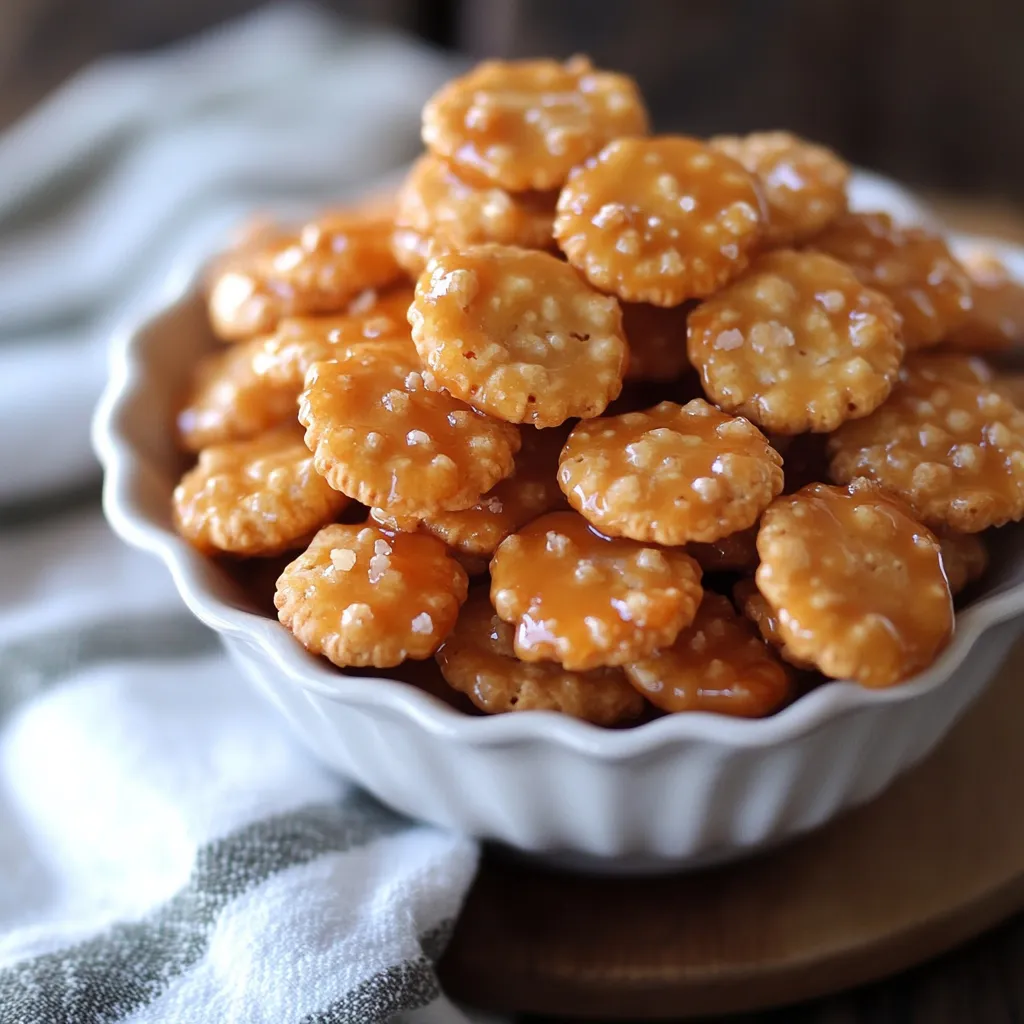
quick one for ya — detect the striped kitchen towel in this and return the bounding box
[0,7,500,1022]
[0,521,478,1023]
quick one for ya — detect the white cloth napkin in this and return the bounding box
[0,7,501,1022]
[0,517,482,1024]
[0,1,457,502]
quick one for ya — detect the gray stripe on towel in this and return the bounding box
[0,612,218,722]
[297,919,456,1024]
[0,481,102,530]
[0,794,411,1024]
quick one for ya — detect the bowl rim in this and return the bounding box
[92,188,1024,762]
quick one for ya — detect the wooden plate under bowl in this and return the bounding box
[439,637,1024,1019]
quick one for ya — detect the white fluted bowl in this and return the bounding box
[93,175,1024,873]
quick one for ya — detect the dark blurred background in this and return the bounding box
[3,0,1023,210]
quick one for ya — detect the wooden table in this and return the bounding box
[443,635,1024,1023]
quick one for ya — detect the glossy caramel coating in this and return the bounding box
[554,136,765,306]
[299,346,520,517]
[392,155,556,274]
[177,338,299,452]
[756,481,953,687]
[710,131,849,246]
[409,245,627,427]
[732,578,814,669]
[208,210,403,341]
[176,57,1014,705]
[436,590,645,723]
[370,425,567,557]
[625,593,793,716]
[829,356,1024,532]
[936,529,989,596]
[173,427,348,556]
[254,288,414,389]
[558,399,783,545]
[275,524,468,668]
[421,57,648,192]
[621,301,693,381]
[688,250,903,434]
[808,212,972,349]
[944,250,1024,352]
[490,511,703,670]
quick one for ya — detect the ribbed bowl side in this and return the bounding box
[224,621,1019,873]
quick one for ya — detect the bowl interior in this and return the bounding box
[94,185,1024,751]
[113,275,1024,610]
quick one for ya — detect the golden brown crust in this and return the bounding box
[177,339,299,452]
[207,211,403,341]
[554,136,765,306]
[436,590,645,723]
[275,523,468,668]
[828,355,1024,532]
[253,288,413,390]
[755,480,953,687]
[808,211,972,349]
[687,250,903,434]
[299,346,521,517]
[373,425,568,557]
[421,57,648,192]
[173,427,348,556]
[558,399,783,545]
[944,250,1024,352]
[170,62,1011,704]
[625,593,793,717]
[490,511,703,670]
[392,155,556,275]
[710,131,849,246]
[409,245,627,427]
